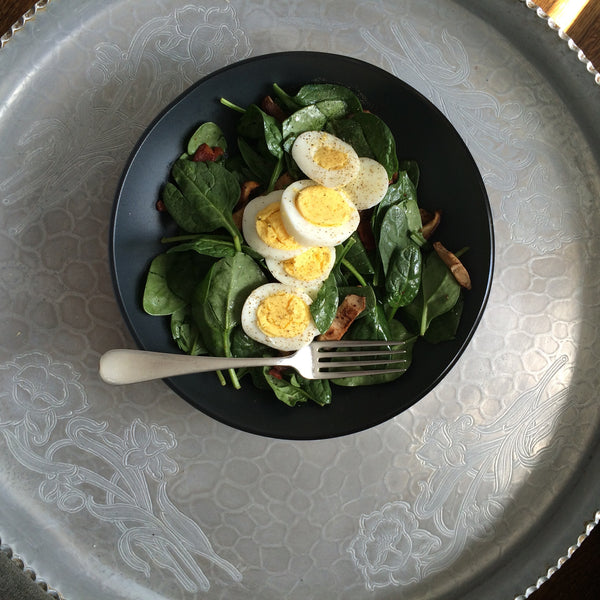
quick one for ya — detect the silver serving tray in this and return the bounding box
[1,1,599,598]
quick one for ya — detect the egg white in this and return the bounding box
[280,179,360,247]
[242,190,307,260]
[342,157,390,210]
[292,131,360,188]
[241,283,319,351]
[265,246,336,295]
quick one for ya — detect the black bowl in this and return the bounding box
[110,51,494,440]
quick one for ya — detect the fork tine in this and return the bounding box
[321,358,407,369]
[306,339,410,380]
[314,367,408,379]
[315,339,407,349]
[319,348,406,360]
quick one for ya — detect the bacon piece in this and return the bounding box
[260,95,288,123]
[318,294,367,341]
[267,366,285,380]
[433,241,472,290]
[420,208,442,240]
[357,208,376,251]
[274,171,295,190]
[239,180,261,206]
[233,181,261,229]
[192,143,224,162]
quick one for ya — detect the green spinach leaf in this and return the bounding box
[384,243,422,308]
[327,117,373,157]
[424,294,464,343]
[171,306,206,355]
[230,326,275,358]
[166,234,263,261]
[292,83,362,114]
[281,100,348,152]
[290,373,332,406]
[142,254,187,316]
[373,172,420,236]
[192,253,267,357]
[343,232,374,275]
[237,104,283,159]
[237,136,278,185]
[398,159,420,188]
[186,122,227,156]
[263,368,309,407]
[377,203,409,275]
[415,251,461,335]
[351,112,398,178]
[310,271,339,334]
[165,251,215,304]
[163,159,241,243]
[263,368,332,407]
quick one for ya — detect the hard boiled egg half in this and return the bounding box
[342,157,390,209]
[241,283,319,351]
[265,245,336,294]
[280,179,360,247]
[292,130,361,188]
[242,190,306,260]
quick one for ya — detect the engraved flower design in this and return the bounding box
[348,501,442,589]
[0,352,87,445]
[416,415,479,469]
[123,419,178,481]
[39,469,86,513]
[501,163,585,253]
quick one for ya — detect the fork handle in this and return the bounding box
[99,349,288,385]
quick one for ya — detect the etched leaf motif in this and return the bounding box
[501,165,585,253]
[0,352,87,438]
[0,4,251,235]
[349,356,570,590]
[348,501,442,589]
[123,419,178,481]
[157,484,243,583]
[0,352,242,593]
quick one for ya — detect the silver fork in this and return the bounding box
[99,340,408,385]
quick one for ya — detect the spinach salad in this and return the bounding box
[141,82,471,408]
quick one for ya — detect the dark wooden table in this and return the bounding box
[1,1,599,599]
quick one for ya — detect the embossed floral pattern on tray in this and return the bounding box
[0,1,600,600]
[0,351,242,593]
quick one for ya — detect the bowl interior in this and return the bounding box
[110,51,494,440]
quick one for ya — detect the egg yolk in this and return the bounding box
[295,186,353,227]
[313,145,349,170]
[256,292,311,338]
[282,247,332,281]
[256,202,302,250]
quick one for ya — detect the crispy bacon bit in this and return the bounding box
[318,294,367,341]
[233,180,261,229]
[239,180,261,206]
[420,209,442,240]
[357,208,376,251]
[155,199,167,212]
[433,241,472,290]
[260,95,288,123]
[267,366,285,380]
[274,171,295,190]
[192,143,224,162]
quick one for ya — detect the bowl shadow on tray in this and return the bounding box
[110,52,494,440]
